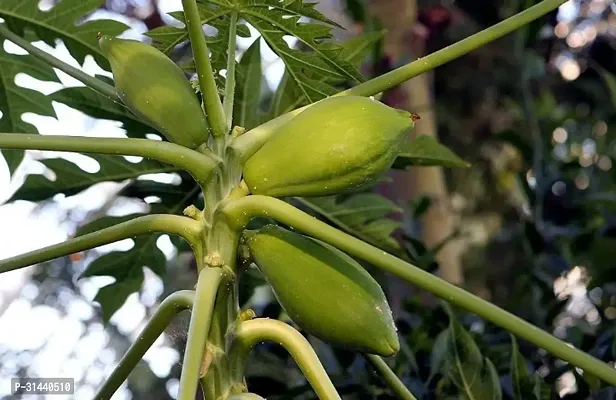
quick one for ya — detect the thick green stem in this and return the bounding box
[229,0,566,163]
[228,318,341,400]
[0,24,120,102]
[200,212,242,400]
[182,0,227,137]
[0,133,221,188]
[364,354,417,400]
[223,12,239,132]
[0,214,200,274]
[95,290,195,400]
[178,267,224,400]
[221,195,616,386]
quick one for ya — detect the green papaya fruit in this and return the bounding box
[245,224,399,357]
[99,35,210,149]
[243,96,415,197]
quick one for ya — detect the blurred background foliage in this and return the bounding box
[0,0,616,399]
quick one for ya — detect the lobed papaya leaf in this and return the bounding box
[0,44,59,174]
[73,185,200,322]
[269,30,384,118]
[0,0,129,70]
[234,39,263,130]
[441,304,502,400]
[393,135,470,169]
[49,82,156,139]
[292,193,403,254]
[146,5,251,90]
[7,155,176,203]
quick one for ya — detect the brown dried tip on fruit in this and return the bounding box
[97,32,103,40]
[411,113,421,121]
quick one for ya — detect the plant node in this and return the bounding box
[183,205,203,220]
[231,126,246,138]
[204,251,224,267]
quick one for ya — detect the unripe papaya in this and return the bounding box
[245,224,399,357]
[99,35,209,149]
[243,96,415,197]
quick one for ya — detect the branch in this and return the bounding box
[182,0,227,137]
[228,318,341,400]
[0,133,221,188]
[364,354,417,400]
[229,0,567,162]
[341,0,567,97]
[221,195,616,386]
[0,214,200,274]
[177,267,224,400]
[0,24,120,102]
[95,290,195,400]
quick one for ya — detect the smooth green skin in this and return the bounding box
[243,96,415,197]
[245,224,400,357]
[99,36,210,149]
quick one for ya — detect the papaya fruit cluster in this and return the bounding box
[243,96,415,356]
[99,33,411,357]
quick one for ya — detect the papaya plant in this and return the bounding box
[0,0,615,399]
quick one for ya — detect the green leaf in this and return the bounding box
[0,0,129,70]
[76,185,200,322]
[598,67,616,109]
[293,193,403,254]
[77,214,166,322]
[268,31,382,117]
[338,30,384,67]
[532,373,552,400]
[234,39,263,130]
[49,84,156,139]
[393,136,470,168]
[428,329,450,383]
[510,334,532,400]
[441,304,501,400]
[0,44,59,173]
[149,0,364,108]
[93,265,146,323]
[218,0,363,103]
[146,5,250,89]
[509,335,552,400]
[9,155,177,203]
